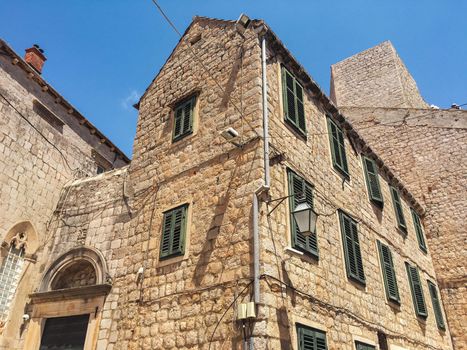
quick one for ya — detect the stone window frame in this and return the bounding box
[290,315,328,350]
[156,200,193,268]
[352,335,378,350]
[0,221,38,325]
[170,91,200,144]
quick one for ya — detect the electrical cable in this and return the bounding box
[207,279,253,350]
[261,273,441,350]
[149,0,260,139]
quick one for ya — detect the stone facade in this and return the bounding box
[330,41,429,109]
[0,16,459,350]
[0,38,128,349]
[331,43,466,349]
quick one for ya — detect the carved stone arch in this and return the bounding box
[39,246,109,292]
[1,220,39,257]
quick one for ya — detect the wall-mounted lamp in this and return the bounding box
[268,193,319,236]
[291,198,318,237]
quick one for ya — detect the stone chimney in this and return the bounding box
[24,44,46,74]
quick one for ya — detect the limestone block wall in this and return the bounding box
[36,167,131,350]
[330,41,428,109]
[255,54,453,349]
[340,106,467,349]
[0,43,128,348]
[114,18,266,349]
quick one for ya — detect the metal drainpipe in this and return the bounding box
[250,34,270,350]
[261,35,271,189]
[254,34,271,303]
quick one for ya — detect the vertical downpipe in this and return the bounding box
[250,34,270,350]
[261,36,270,188]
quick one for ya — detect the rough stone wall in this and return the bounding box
[330,41,428,109]
[0,45,128,348]
[255,53,453,349]
[30,167,130,350]
[341,106,467,349]
[113,19,265,349]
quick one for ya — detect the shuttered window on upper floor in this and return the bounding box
[390,187,407,233]
[159,204,188,260]
[282,66,306,137]
[411,209,427,253]
[288,170,318,258]
[355,341,376,350]
[173,96,195,141]
[377,241,400,303]
[339,211,365,285]
[428,280,445,330]
[362,156,383,206]
[327,117,349,178]
[297,324,327,350]
[406,262,428,318]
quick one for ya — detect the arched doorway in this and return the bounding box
[24,247,111,350]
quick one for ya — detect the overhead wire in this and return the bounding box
[149,0,260,139]
[261,274,441,350]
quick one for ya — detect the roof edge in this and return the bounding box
[0,38,130,163]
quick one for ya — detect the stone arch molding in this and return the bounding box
[39,246,110,292]
[1,220,39,256]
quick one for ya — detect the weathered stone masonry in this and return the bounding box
[0,16,461,350]
[331,41,466,350]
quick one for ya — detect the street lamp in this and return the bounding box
[292,198,318,237]
[267,193,319,236]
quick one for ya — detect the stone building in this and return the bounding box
[0,16,459,350]
[0,39,129,348]
[331,41,466,349]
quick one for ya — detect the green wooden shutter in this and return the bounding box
[377,241,400,303]
[355,342,376,350]
[288,170,318,257]
[339,211,365,284]
[297,324,327,350]
[390,187,407,232]
[173,97,195,141]
[327,117,349,178]
[411,209,427,252]
[362,156,383,206]
[428,280,445,330]
[160,204,188,260]
[282,66,306,136]
[406,263,427,318]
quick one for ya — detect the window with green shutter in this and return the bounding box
[377,241,400,303]
[173,96,195,141]
[411,209,427,253]
[339,211,365,284]
[282,66,306,136]
[297,324,327,350]
[355,341,376,350]
[428,280,445,330]
[288,170,318,258]
[362,156,383,206]
[406,263,427,318]
[390,187,407,232]
[159,204,188,260]
[327,117,349,178]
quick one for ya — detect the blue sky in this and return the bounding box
[1,1,465,158]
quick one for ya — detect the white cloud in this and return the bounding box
[121,90,140,110]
